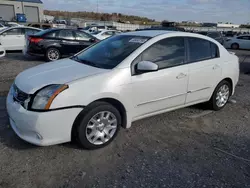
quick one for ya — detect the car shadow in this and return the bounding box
[5,51,45,62]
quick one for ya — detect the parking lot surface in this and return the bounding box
[0,51,250,188]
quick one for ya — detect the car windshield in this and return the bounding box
[71,35,150,69]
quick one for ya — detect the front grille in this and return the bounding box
[13,84,29,105]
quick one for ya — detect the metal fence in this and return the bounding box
[184,26,250,33]
[70,18,151,31]
[68,18,250,32]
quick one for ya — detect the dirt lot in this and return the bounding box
[0,51,250,188]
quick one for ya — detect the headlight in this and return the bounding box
[31,84,68,110]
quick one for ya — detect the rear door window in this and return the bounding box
[211,42,220,58]
[187,37,212,62]
[58,30,75,40]
[44,31,59,38]
[74,31,92,41]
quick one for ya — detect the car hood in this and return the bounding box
[15,58,109,93]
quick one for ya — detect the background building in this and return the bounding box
[217,22,240,28]
[0,0,43,23]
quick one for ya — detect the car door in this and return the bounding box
[185,37,222,104]
[58,30,79,55]
[0,28,25,50]
[130,37,189,118]
[73,30,93,52]
[240,36,250,49]
[245,36,250,50]
[236,36,250,49]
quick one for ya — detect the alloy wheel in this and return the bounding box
[85,111,117,145]
[216,84,230,108]
[48,49,59,61]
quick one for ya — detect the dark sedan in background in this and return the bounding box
[26,29,98,61]
[198,31,224,44]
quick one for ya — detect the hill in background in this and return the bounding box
[44,10,159,25]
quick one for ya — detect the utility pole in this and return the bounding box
[97,0,99,13]
[21,0,24,14]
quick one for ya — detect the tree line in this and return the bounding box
[44,10,156,24]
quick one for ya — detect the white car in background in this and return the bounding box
[91,30,121,40]
[0,26,41,51]
[224,35,250,50]
[0,43,5,58]
[6,22,24,27]
[7,31,239,149]
[0,23,7,31]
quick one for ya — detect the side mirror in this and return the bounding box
[2,33,6,37]
[136,61,158,73]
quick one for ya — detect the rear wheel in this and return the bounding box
[208,80,232,111]
[46,48,61,61]
[75,102,121,149]
[231,43,239,49]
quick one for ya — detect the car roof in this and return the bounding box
[121,30,176,37]
[0,26,41,33]
[1,26,41,30]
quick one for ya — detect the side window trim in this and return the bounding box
[185,37,220,64]
[131,36,187,76]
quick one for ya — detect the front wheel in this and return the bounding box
[208,80,232,111]
[46,48,61,61]
[76,102,121,149]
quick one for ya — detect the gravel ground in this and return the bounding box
[0,51,250,188]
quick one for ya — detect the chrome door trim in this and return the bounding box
[137,92,187,107]
[187,87,211,94]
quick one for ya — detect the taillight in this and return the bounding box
[29,37,43,43]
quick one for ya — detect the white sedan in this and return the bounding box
[0,23,7,30]
[0,26,41,51]
[224,35,250,50]
[7,31,239,149]
[91,30,121,40]
[0,43,5,58]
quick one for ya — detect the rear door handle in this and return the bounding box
[213,64,220,70]
[176,73,187,79]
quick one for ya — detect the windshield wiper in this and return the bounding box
[70,55,82,62]
[70,56,102,68]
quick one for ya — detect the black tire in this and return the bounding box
[75,101,121,149]
[231,43,239,50]
[208,80,232,111]
[45,48,61,61]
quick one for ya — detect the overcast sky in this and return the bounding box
[44,0,250,24]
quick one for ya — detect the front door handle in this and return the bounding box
[176,73,187,79]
